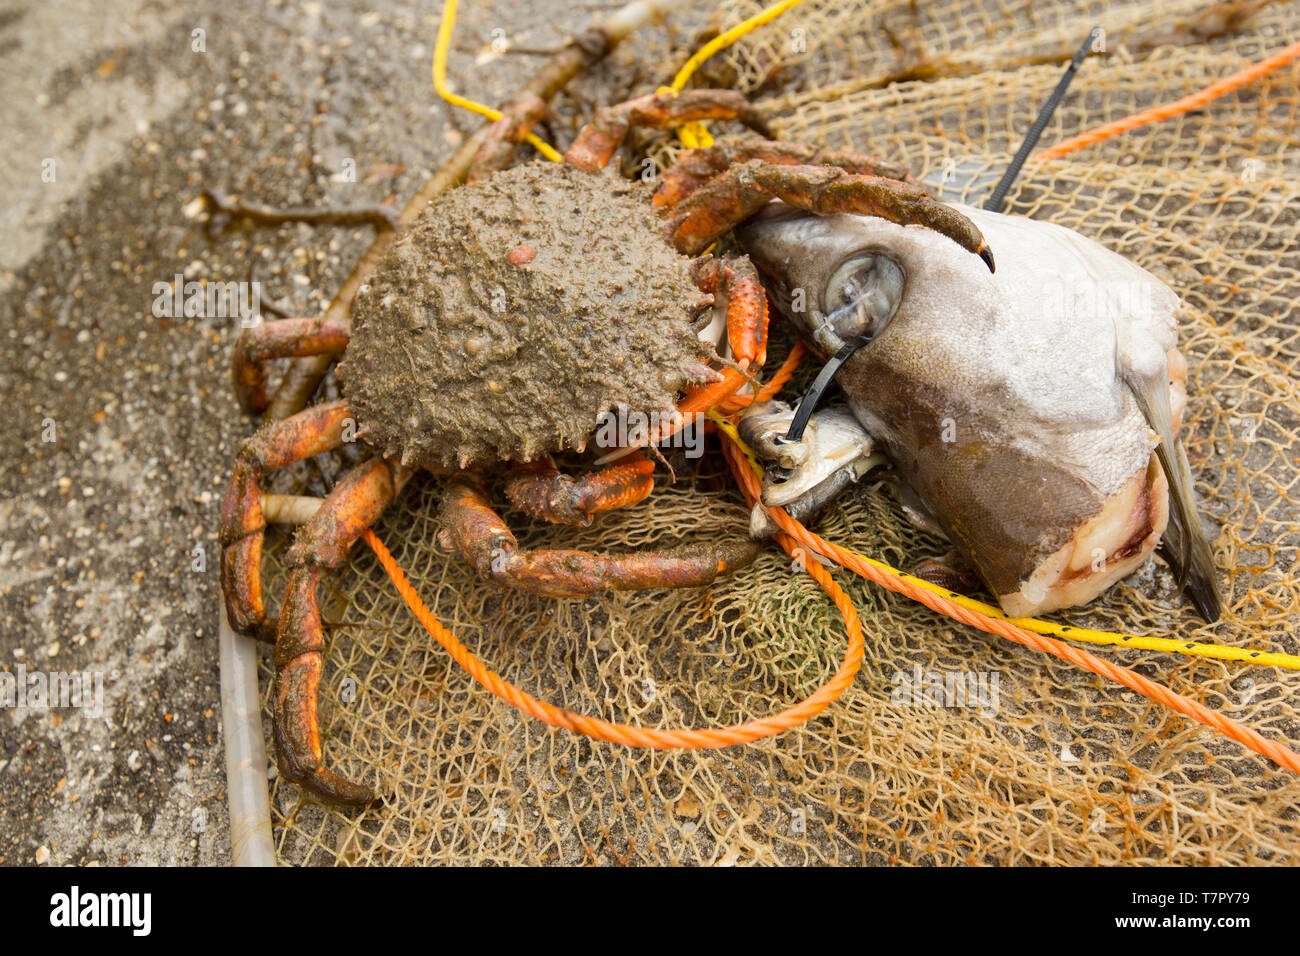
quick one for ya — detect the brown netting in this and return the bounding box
[258,0,1300,864]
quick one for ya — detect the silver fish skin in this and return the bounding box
[737,401,878,505]
[736,203,1220,620]
[738,400,881,537]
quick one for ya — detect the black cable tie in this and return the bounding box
[782,336,870,445]
[984,26,1102,213]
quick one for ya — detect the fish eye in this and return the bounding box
[822,253,903,342]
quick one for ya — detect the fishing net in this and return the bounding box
[258,0,1300,864]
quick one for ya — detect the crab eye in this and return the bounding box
[823,253,903,342]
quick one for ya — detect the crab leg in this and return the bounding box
[466,94,549,185]
[662,253,771,427]
[220,400,353,640]
[653,141,915,210]
[565,89,773,172]
[504,454,655,526]
[231,316,351,414]
[441,475,760,598]
[693,255,769,370]
[663,160,995,270]
[273,457,401,807]
[201,187,400,236]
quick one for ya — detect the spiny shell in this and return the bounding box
[342,161,714,469]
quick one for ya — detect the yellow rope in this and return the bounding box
[838,543,1300,671]
[432,0,564,163]
[707,412,1300,673]
[668,0,808,92]
[662,0,809,149]
[433,0,805,157]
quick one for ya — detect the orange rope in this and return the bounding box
[361,336,1300,772]
[719,439,1300,774]
[362,522,862,748]
[1037,37,1300,161]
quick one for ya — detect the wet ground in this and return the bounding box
[0,0,689,865]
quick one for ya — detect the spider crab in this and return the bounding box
[219,89,994,806]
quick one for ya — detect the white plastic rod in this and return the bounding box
[219,603,276,867]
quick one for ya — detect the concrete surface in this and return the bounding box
[0,0,686,865]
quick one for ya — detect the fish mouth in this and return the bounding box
[999,455,1169,618]
[738,401,885,538]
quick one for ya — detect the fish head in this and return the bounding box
[736,203,971,358]
[736,203,1220,620]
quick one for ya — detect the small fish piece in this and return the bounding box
[738,400,883,537]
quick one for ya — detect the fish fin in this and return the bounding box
[1119,363,1222,622]
[891,479,950,541]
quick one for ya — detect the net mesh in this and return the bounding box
[258,0,1300,864]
